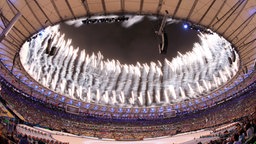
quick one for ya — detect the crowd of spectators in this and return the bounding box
[0,118,16,144]
[16,124,69,144]
[0,78,254,141]
[0,115,69,144]
[220,115,256,144]
[199,114,256,144]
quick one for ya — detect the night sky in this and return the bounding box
[59,17,200,65]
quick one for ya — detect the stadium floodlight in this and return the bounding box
[183,23,189,29]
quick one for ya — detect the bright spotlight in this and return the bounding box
[183,23,189,29]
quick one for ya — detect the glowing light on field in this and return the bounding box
[20,24,239,107]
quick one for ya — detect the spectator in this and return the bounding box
[244,123,256,144]
[252,119,256,134]
[38,138,45,144]
[19,135,29,144]
[0,129,8,144]
[233,133,242,144]
[7,131,18,143]
[238,130,245,143]
[245,123,254,139]
[226,137,233,144]
[235,123,244,134]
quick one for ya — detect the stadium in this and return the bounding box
[0,0,255,143]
